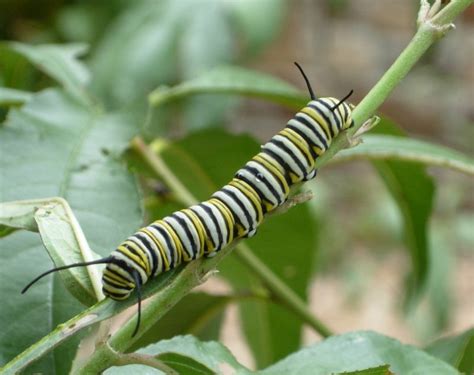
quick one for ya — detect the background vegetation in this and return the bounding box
[0,0,472,374]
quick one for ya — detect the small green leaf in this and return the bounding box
[133,335,250,374]
[33,200,102,306]
[129,292,229,352]
[157,353,215,374]
[149,66,306,109]
[334,134,474,176]
[0,87,32,106]
[0,198,101,305]
[0,199,41,233]
[4,42,90,100]
[425,327,474,373]
[260,331,458,375]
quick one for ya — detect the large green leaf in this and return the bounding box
[0,89,142,373]
[260,331,458,375]
[368,120,435,301]
[105,335,251,375]
[425,327,474,373]
[334,134,474,176]
[146,129,318,368]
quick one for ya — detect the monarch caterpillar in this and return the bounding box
[22,63,355,336]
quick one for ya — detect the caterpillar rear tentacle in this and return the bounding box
[23,63,356,337]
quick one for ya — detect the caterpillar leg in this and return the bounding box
[244,227,257,238]
[303,169,318,181]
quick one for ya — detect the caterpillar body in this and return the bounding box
[23,63,355,336]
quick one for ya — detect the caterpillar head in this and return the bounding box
[318,97,355,131]
[22,255,144,337]
[294,62,355,131]
[102,257,138,300]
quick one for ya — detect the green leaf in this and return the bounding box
[33,199,102,306]
[334,134,474,176]
[0,198,101,305]
[425,328,474,373]
[4,42,90,100]
[409,230,454,336]
[149,65,306,109]
[0,199,40,233]
[0,89,142,372]
[0,87,32,106]
[369,120,435,301]
[129,292,229,352]
[260,331,458,375]
[148,129,317,368]
[105,335,251,375]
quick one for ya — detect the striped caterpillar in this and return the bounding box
[23,63,355,336]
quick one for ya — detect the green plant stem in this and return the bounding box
[133,137,197,207]
[432,0,473,24]
[315,0,473,169]
[131,136,333,337]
